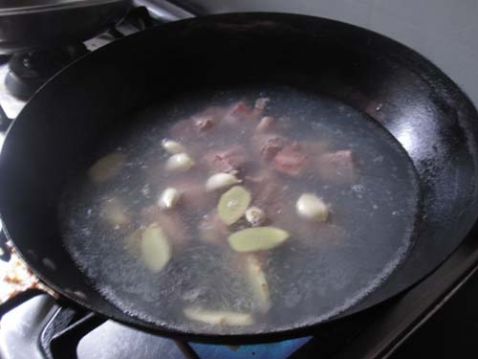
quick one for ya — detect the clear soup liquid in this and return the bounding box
[61,86,419,334]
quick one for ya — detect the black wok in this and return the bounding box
[0,13,477,343]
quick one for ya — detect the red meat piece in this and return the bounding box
[255,116,276,133]
[203,146,247,173]
[317,150,356,184]
[272,144,308,176]
[254,97,270,111]
[224,101,254,124]
[193,116,215,132]
[253,134,287,161]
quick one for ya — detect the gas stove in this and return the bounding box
[1,1,478,359]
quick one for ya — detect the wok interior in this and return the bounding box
[60,84,419,335]
[0,14,477,342]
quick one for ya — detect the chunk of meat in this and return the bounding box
[253,134,287,161]
[272,143,309,176]
[203,146,247,173]
[317,150,357,184]
[254,97,270,111]
[249,97,270,121]
[170,107,225,140]
[302,141,329,156]
[193,116,215,132]
[224,101,254,124]
[169,116,215,139]
[255,116,276,133]
[201,105,228,120]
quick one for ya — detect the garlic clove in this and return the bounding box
[161,139,186,154]
[158,187,181,210]
[165,153,195,172]
[205,172,241,192]
[296,193,329,222]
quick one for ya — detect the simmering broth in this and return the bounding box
[61,86,419,334]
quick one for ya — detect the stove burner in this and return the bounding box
[5,44,88,100]
[0,293,313,359]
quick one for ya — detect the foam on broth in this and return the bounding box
[60,86,420,334]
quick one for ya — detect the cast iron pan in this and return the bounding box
[0,13,478,343]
